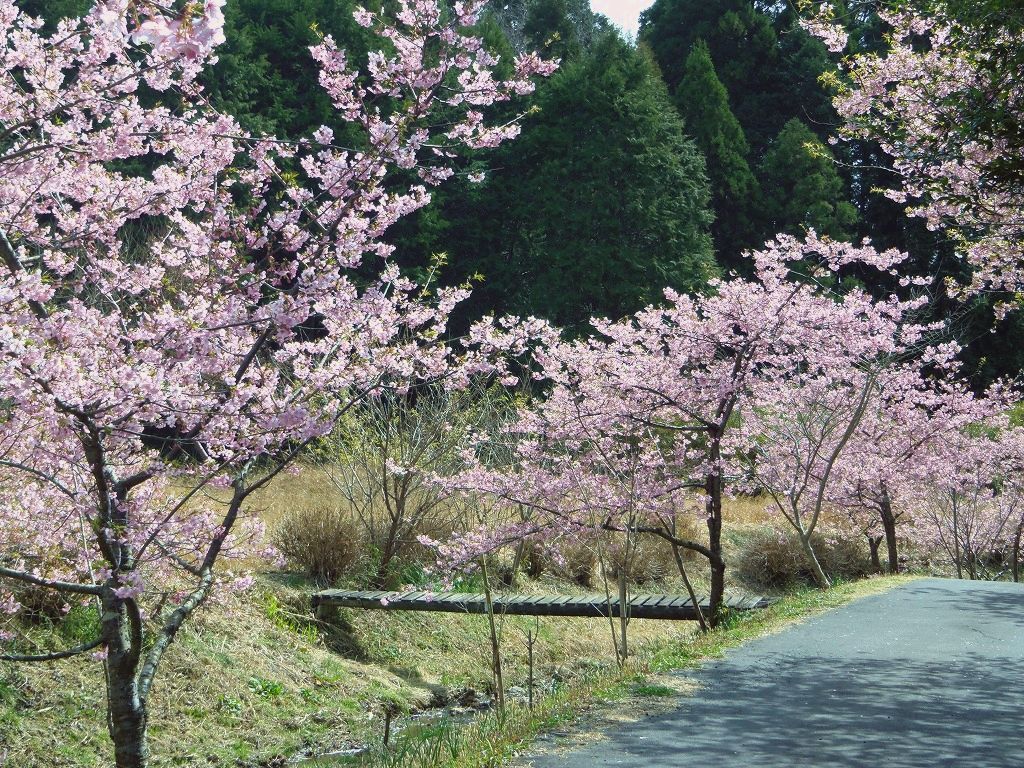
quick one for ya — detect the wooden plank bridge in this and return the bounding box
[312,589,774,621]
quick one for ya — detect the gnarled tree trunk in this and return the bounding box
[101,592,149,768]
[878,484,899,574]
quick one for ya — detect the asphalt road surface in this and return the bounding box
[521,578,1024,767]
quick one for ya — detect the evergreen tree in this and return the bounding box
[758,118,857,241]
[17,0,90,27]
[202,0,380,138]
[521,0,599,59]
[675,40,760,269]
[640,0,782,152]
[406,31,716,332]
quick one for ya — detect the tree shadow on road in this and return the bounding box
[563,651,1024,768]
[525,579,1024,768]
[906,579,1024,630]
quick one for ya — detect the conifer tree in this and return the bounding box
[758,118,857,241]
[413,30,716,331]
[675,39,760,269]
[640,0,781,151]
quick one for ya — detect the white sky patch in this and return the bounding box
[590,0,654,38]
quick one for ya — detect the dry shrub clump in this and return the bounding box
[524,542,547,579]
[552,542,599,588]
[516,524,706,590]
[274,506,364,584]
[605,537,678,586]
[7,583,70,621]
[735,528,871,590]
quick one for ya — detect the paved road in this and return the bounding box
[522,578,1024,767]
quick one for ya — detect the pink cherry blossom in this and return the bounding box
[0,2,553,764]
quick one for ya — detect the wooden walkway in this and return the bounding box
[311,589,773,621]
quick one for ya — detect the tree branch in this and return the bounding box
[0,565,103,595]
[1,635,103,662]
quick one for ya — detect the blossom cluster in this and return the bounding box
[0,0,552,660]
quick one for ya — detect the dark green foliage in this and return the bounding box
[405,31,716,331]
[521,0,590,59]
[488,0,606,55]
[641,0,784,152]
[16,0,90,28]
[675,39,760,269]
[758,118,857,241]
[771,9,841,139]
[203,0,380,138]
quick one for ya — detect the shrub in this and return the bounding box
[524,543,546,580]
[7,585,65,622]
[554,542,598,588]
[515,540,596,586]
[274,506,364,584]
[605,536,678,586]
[735,528,871,590]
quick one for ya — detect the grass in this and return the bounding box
[307,671,628,768]
[0,464,909,767]
[0,576,903,767]
[0,573,696,768]
[313,575,911,768]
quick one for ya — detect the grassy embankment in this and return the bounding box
[0,467,906,767]
[319,575,909,768]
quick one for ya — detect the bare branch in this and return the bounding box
[0,565,103,595]
[1,635,103,662]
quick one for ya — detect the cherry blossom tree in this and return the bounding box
[0,2,552,766]
[915,421,1024,580]
[738,353,988,587]
[830,366,993,573]
[802,1,1024,301]
[739,372,879,588]
[437,233,918,620]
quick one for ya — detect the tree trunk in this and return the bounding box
[867,535,883,573]
[671,543,708,632]
[506,539,527,589]
[708,556,726,625]
[878,485,899,574]
[617,568,629,663]
[373,515,403,589]
[798,530,831,589]
[1013,520,1023,583]
[108,689,148,768]
[102,593,149,768]
[479,558,504,712]
[952,498,964,579]
[705,450,726,627]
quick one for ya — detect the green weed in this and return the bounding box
[248,676,285,698]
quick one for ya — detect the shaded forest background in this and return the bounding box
[25,0,1024,385]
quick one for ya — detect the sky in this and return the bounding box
[590,0,654,38]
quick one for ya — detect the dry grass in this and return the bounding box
[0,472,879,767]
[169,464,347,527]
[723,495,775,525]
[0,572,697,768]
[1,583,426,768]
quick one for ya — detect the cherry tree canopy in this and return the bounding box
[0,2,552,765]
[804,1,1024,300]
[438,233,926,617]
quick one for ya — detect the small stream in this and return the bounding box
[292,682,556,766]
[292,689,495,766]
